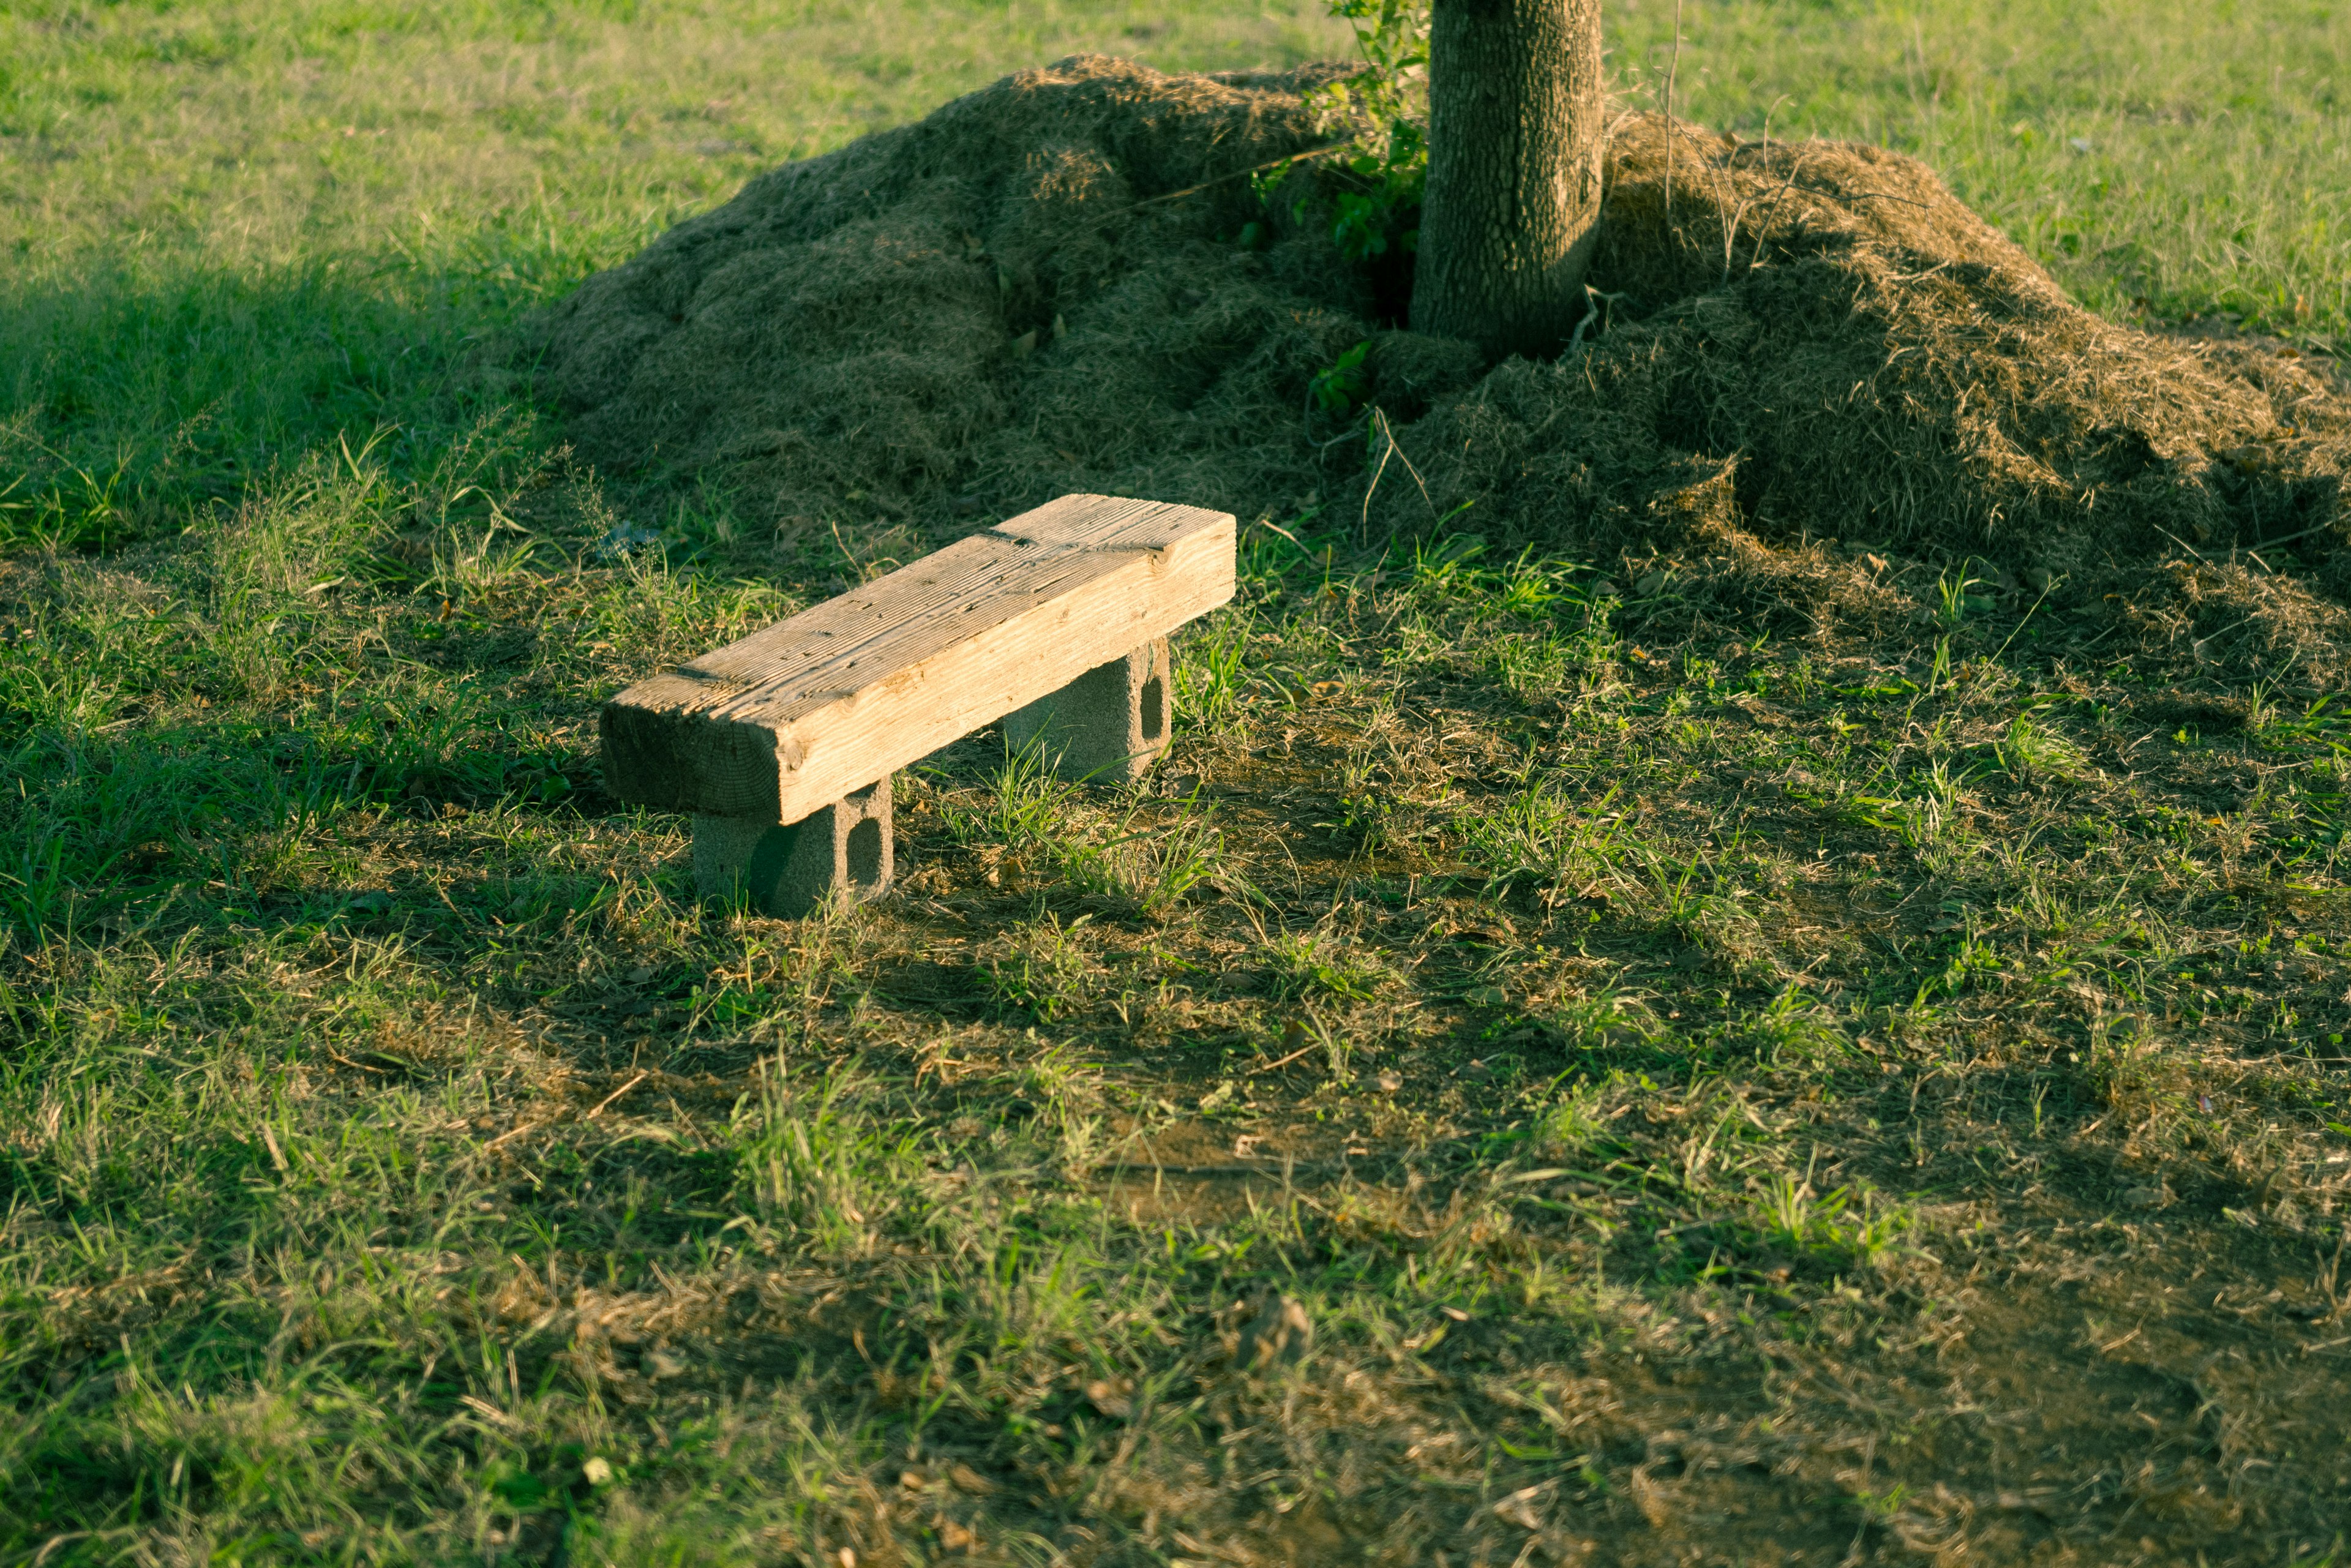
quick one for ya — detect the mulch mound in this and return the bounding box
[534,55,2351,685]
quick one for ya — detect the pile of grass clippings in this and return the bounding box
[539,54,2351,686]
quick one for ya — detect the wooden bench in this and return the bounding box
[601,494,1236,916]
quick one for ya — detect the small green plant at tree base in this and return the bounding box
[1310,339,1373,412]
[1261,0,1433,442]
[1307,0,1431,261]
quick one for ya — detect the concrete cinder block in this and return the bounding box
[1002,637,1171,784]
[693,776,892,918]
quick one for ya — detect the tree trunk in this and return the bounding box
[1411,0,1605,361]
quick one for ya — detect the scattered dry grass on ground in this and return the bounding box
[4,435,2349,1561]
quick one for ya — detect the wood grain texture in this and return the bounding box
[602,495,1235,822]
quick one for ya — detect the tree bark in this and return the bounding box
[1411,0,1605,361]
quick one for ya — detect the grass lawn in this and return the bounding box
[4,2,2351,1564]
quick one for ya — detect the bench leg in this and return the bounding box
[1002,637,1172,784]
[692,776,893,918]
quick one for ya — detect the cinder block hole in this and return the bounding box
[1139,672,1166,743]
[845,816,885,888]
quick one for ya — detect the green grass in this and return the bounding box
[5,2,2351,1563]
[1610,0,2351,348]
[0,0,1350,527]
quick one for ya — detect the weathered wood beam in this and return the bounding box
[602,494,1234,827]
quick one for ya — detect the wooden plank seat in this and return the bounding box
[601,494,1237,916]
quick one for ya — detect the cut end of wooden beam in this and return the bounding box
[601,495,1235,822]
